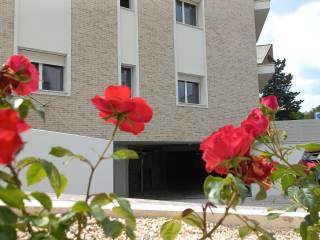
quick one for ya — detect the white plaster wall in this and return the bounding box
[120,8,138,65]
[17,129,113,195]
[176,24,205,76]
[16,0,68,54]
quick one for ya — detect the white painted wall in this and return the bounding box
[176,24,206,76]
[17,129,113,195]
[120,8,138,66]
[16,0,69,54]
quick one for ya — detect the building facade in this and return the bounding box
[0,0,272,198]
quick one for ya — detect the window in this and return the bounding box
[121,67,132,88]
[32,62,64,91]
[178,80,200,104]
[120,0,130,8]
[176,0,197,26]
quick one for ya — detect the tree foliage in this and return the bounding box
[260,59,304,120]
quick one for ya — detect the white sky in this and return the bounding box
[258,1,320,112]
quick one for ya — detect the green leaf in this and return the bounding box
[297,188,316,210]
[112,207,136,229]
[281,174,295,192]
[50,147,90,166]
[230,175,249,203]
[112,149,139,160]
[41,160,63,197]
[0,188,26,209]
[256,183,267,201]
[50,147,74,157]
[117,198,132,214]
[58,212,76,223]
[181,209,204,230]
[0,171,15,184]
[31,192,52,211]
[0,226,17,240]
[101,219,124,239]
[31,216,50,228]
[72,201,90,213]
[26,163,46,186]
[300,221,308,240]
[90,193,112,207]
[60,174,68,194]
[17,157,40,171]
[306,227,319,240]
[239,225,252,239]
[17,99,31,119]
[203,175,225,205]
[297,143,320,152]
[0,207,17,226]
[160,220,182,240]
[29,100,45,121]
[90,205,105,222]
[125,226,136,240]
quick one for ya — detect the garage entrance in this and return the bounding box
[114,143,208,200]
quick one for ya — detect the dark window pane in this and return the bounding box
[184,2,197,26]
[178,80,185,103]
[31,62,39,71]
[42,64,64,91]
[187,82,199,104]
[120,0,130,8]
[121,67,132,88]
[176,0,183,23]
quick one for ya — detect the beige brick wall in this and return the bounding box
[1,0,260,143]
[0,0,14,63]
[128,0,259,142]
[26,0,119,139]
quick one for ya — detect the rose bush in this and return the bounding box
[0,54,152,239]
[1,54,320,240]
[161,95,320,240]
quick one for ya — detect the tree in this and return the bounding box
[260,59,304,120]
[304,105,320,119]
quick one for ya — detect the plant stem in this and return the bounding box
[85,123,119,202]
[200,192,237,240]
[7,164,34,234]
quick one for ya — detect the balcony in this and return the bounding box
[255,0,271,41]
[257,44,274,91]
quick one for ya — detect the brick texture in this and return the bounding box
[1,0,259,143]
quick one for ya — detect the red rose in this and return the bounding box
[261,95,279,112]
[92,85,153,135]
[241,156,277,189]
[241,108,269,138]
[304,162,317,174]
[1,55,39,96]
[0,109,30,165]
[200,125,253,175]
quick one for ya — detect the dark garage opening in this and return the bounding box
[114,143,209,200]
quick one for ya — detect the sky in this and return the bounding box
[258,0,320,112]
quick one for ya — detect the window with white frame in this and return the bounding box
[176,0,197,26]
[121,66,132,88]
[20,49,66,92]
[178,74,201,104]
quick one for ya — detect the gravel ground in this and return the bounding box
[18,217,300,240]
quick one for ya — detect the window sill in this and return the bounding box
[176,22,203,31]
[120,6,135,13]
[35,90,71,97]
[177,103,208,109]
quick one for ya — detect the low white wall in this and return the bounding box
[17,129,113,195]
